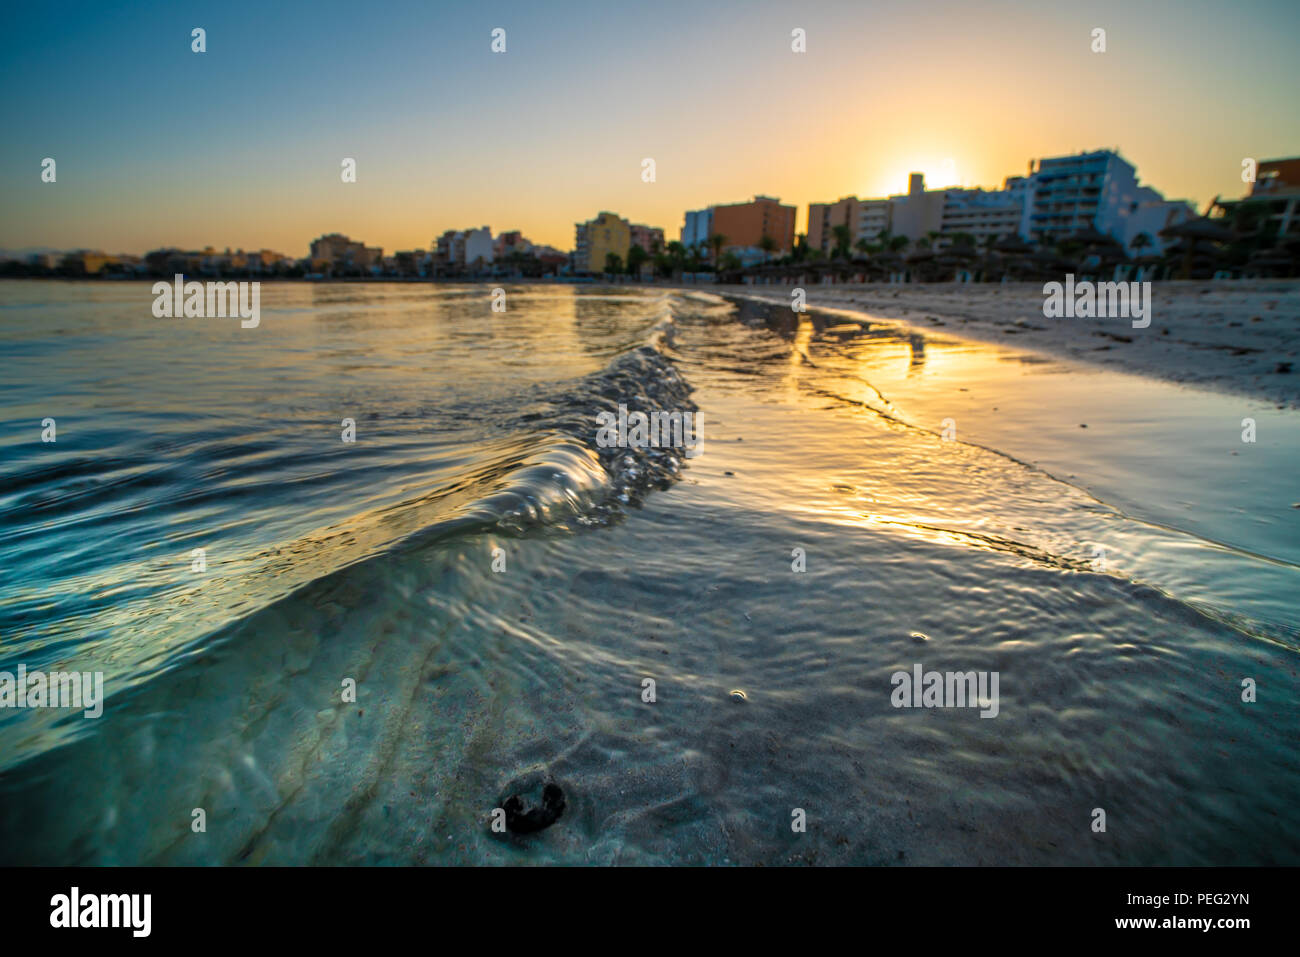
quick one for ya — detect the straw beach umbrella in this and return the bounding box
[1160,217,1233,279]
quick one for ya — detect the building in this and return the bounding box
[391,250,429,276]
[809,181,1025,250]
[531,244,568,260]
[434,227,494,267]
[574,212,632,273]
[937,184,1026,246]
[708,196,796,254]
[806,151,1189,256]
[886,173,948,243]
[1026,150,1135,246]
[310,233,383,271]
[809,175,1025,252]
[495,231,532,258]
[1208,155,1300,253]
[1119,199,1194,254]
[1255,157,1300,192]
[249,249,289,272]
[1241,157,1300,236]
[629,224,664,255]
[857,199,893,245]
[807,197,859,254]
[57,250,120,274]
[1026,150,1198,252]
[681,209,713,251]
[435,227,494,267]
[462,227,494,266]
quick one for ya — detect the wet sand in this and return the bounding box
[704,280,1300,408]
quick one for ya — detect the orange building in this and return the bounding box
[1253,158,1300,194]
[709,196,796,254]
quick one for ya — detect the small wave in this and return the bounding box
[0,300,703,770]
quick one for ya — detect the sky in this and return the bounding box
[2,0,1298,256]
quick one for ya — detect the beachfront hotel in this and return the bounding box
[1214,157,1300,237]
[677,197,796,264]
[806,196,860,254]
[808,175,1031,253]
[708,196,797,258]
[807,150,1196,255]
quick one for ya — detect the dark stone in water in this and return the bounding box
[501,781,566,834]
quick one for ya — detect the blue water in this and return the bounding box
[1,281,1297,864]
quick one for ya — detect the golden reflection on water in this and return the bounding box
[783,311,814,397]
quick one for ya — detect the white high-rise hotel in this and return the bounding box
[1028,150,1188,252]
[807,150,1193,255]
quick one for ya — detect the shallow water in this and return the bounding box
[1,281,1296,865]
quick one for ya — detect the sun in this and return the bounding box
[875,158,964,197]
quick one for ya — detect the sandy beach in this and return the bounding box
[705,280,1300,408]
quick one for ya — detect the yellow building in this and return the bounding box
[81,252,113,275]
[575,212,631,273]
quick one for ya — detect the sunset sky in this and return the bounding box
[2,0,1297,256]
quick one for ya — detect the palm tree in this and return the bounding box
[665,241,686,278]
[627,244,649,277]
[831,224,853,261]
[708,234,727,270]
[759,234,777,264]
[854,238,872,260]
[1129,232,1153,257]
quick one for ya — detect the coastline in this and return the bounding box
[7,274,1296,405]
[699,279,1300,409]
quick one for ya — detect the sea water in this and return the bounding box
[0,281,1296,864]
